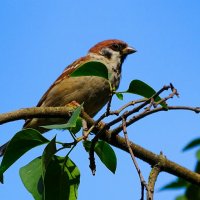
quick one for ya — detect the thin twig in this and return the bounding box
[106,92,113,116]
[122,117,149,199]
[141,184,145,200]
[107,85,171,128]
[111,105,200,135]
[155,83,179,106]
[110,98,147,115]
[110,84,181,135]
[94,92,114,125]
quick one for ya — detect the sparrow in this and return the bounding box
[0,39,136,156]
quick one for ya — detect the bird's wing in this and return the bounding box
[36,56,90,107]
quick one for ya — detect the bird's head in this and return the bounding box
[88,39,136,64]
[87,39,136,89]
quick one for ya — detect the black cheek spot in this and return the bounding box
[101,49,112,59]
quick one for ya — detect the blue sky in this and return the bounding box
[0,1,200,199]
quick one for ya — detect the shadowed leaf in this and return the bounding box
[20,156,80,200]
[183,138,200,151]
[43,156,80,200]
[160,178,188,190]
[83,140,117,174]
[42,136,57,178]
[185,184,200,200]
[70,61,109,80]
[0,129,49,181]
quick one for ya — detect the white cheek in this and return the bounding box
[88,51,122,88]
[107,51,122,87]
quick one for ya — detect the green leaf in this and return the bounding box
[69,117,82,134]
[196,149,200,161]
[115,92,124,100]
[0,174,3,183]
[175,195,188,200]
[19,157,43,200]
[83,140,91,152]
[41,105,82,130]
[42,136,57,178]
[194,160,200,172]
[20,156,80,200]
[161,178,188,190]
[0,129,49,178]
[126,80,167,108]
[83,140,117,174]
[70,61,109,80]
[95,141,117,173]
[185,184,200,200]
[62,104,82,128]
[43,156,80,200]
[183,138,200,151]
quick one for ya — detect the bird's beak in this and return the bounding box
[122,46,137,55]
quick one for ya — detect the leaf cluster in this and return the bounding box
[0,61,197,200]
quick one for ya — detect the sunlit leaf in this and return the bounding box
[69,117,82,134]
[42,105,82,130]
[20,157,43,200]
[126,80,167,108]
[115,92,123,100]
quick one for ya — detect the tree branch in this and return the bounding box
[147,162,162,200]
[0,107,73,125]
[101,132,200,186]
[0,106,200,186]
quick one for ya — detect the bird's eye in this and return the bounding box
[111,43,121,51]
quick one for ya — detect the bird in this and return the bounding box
[0,39,136,156]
